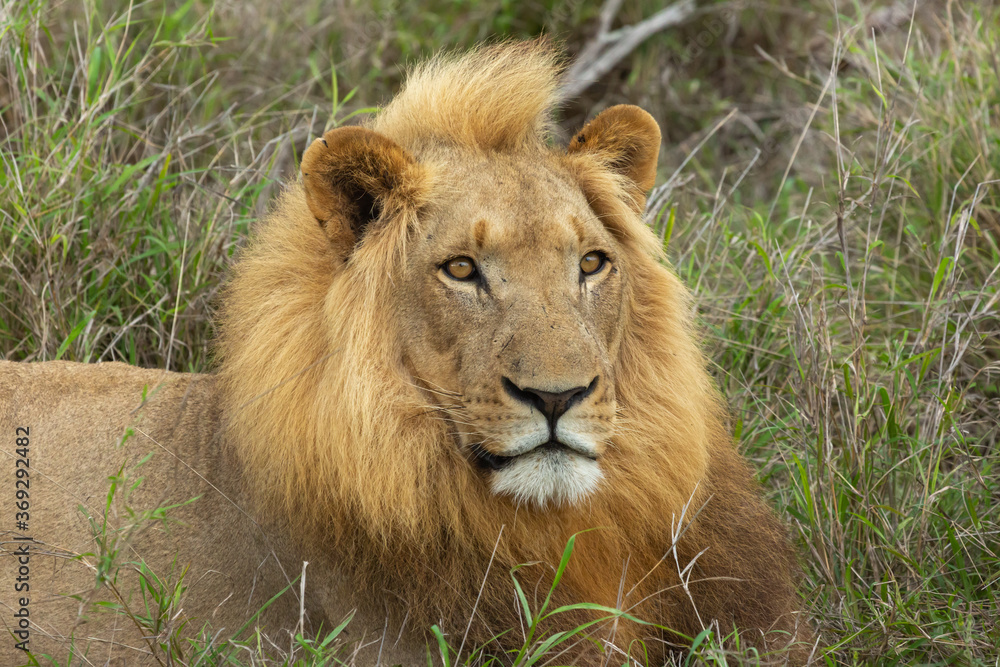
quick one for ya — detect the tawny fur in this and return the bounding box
[219,41,811,662]
[1,40,810,665]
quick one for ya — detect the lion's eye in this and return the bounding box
[580,251,607,276]
[443,257,477,281]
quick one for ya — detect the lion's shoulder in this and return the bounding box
[1,360,218,451]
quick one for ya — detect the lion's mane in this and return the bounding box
[216,41,802,658]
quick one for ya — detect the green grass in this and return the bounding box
[2,0,998,665]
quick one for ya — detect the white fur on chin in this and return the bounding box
[490,448,603,507]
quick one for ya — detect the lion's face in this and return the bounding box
[396,152,624,506]
[299,103,660,509]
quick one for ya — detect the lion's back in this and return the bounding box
[0,361,290,664]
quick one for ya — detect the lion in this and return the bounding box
[0,41,810,665]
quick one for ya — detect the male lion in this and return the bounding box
[0,41,810,665]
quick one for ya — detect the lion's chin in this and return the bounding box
[489,448,604,507]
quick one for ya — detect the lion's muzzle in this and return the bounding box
[467,376,606,506]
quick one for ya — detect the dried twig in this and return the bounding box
[560,0,696,101]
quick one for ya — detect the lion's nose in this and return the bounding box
[502,377,598,428]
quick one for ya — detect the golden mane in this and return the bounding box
[216,39,804,660]
[371,40,561,153]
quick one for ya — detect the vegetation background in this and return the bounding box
[1,0,997,664]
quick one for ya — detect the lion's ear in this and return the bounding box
[566,105,661,203]
[301,126,417,248]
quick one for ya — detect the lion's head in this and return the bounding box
[288,42,712,511]
[215,39,781,656]
[366,109,660,507]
